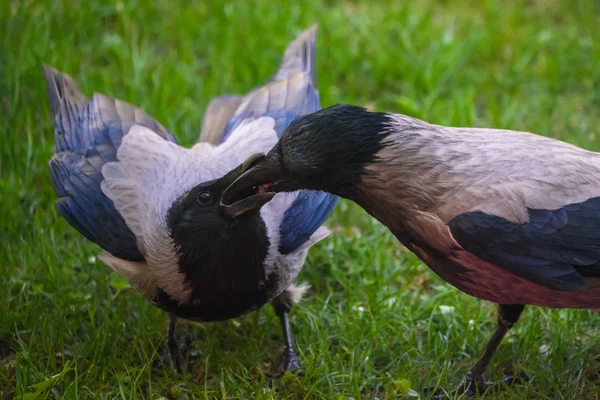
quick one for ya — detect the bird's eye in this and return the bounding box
[197,191,212,205]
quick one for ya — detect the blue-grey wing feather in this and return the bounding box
[44,64,176,261]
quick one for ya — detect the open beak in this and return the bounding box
[220,153,277,218]
[221,152,299,216]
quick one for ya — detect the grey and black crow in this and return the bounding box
[43,27,338,374]
[224,104,600,394]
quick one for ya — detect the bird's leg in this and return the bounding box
[162,313,187,374]
[271,295,300,375]
[457,303,525,397]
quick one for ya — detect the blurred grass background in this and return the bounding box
[1,0,599,398]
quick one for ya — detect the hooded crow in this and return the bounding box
[43,27,338,375]
[224,104,600,394]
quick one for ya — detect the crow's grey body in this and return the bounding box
[45,27,335,313]
[230,103,600,391]
[100,119,305,303]
[45,26,337,374]
[358,115,600,308]
[373,114,600,224]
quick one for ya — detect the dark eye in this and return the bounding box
[197,191,212,205]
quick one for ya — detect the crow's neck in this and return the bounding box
[169,215,280,321]
[339,121,451,233]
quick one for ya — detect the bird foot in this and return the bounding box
[276,347,300,376]
[500,372,529,386]
[454,372,529,398]
[423,372,528,399]
[455,373,493,397]
[158,335,191,375]
[265,349,301,392]
[421,386,450,400]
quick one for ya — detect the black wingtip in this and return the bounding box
[42,63,63,117]
[272,24,318,86]
[301,24,317,84]
[42,64,87,108]
[42,64,89,138]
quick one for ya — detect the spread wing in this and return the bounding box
[44,64,177,261]
[197,25,319,145]
[220,25,320,141]
[448,196,600,291]
[217,25,338,254]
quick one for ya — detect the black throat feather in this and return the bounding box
[160,202,277,322]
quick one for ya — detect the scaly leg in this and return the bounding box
[164,313,187,374]
[271,293,300,374]
[457,303,525,397]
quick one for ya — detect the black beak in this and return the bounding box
[221,152,300,214]
[219,153,277,219]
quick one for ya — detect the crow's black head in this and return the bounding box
[222,105,391,203]
[164,155,281,321]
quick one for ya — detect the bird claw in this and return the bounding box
[421,386,450,399]
[500,371,529,386]
[276,346,300,376]
[159,335,191,375]
[454,373,493,397]
[265,349,301,392]
[451,371,528,398]
[422,375,499,399]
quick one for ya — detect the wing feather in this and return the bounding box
[449,196,600,291]
[43,64,176,261]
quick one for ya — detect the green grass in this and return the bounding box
[1,0,600,398]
